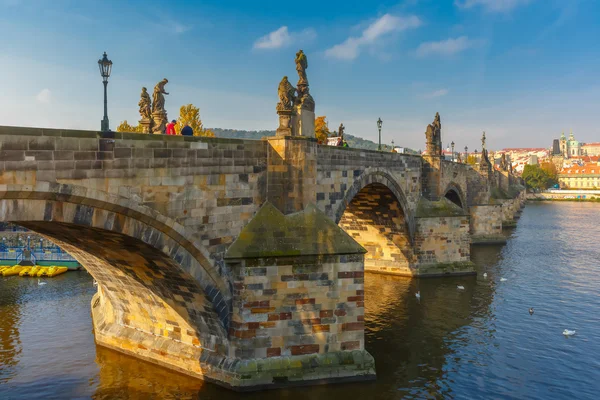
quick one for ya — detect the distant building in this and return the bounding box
[552,139,561,155]
[530,154,538,165]
[582,142,600,156]
[558,163,600,189]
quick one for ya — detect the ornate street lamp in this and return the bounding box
[391,139,395,152]
[464,146,468,163]
[98,52,113,132]
[451,141,455,162]
[377,117,383,151]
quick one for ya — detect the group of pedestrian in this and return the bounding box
[164,120,194,136]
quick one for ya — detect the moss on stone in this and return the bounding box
[416,261,476,276]
[416,197,468,218]
[490,187,511,201]
[225,202,366,259]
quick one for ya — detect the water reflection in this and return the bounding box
[0,278,23,384]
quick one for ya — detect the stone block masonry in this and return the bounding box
[470,205,505,244]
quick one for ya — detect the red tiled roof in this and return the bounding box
[560,163,600,175]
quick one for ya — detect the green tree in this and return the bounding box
[314,116,330,144]
[540,162,558,187]
[522,164,553,191]
[176,104,215,137]
[116,120,142,133]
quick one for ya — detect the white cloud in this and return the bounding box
[253,26,316,50]
[422,89,449,99]
[325,14,422,61]
[416,36,482,57]
[455,0,532,13]
[36,88,51,103]
[173,23,191,34]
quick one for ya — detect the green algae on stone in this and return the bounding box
[224,202,366,259]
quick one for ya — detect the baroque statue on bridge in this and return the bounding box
[295,49,308,86]
[339,123,345,137]
[500,153,508,171]
[296,84,315,112]
[138,87,153,133]
[276,76,296,112]
[151,78,169,134]
[152,78,169,113]
[138,87,152,120]
[425,112,442,156]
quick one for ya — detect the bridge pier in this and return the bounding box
[222,202,376,389]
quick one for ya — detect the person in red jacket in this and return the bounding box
[166,120,177,135]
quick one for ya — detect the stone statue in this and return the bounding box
[295,49,308,86]
[152,78,169,113]
[339,123,345,137]
[138,87,152,120]
[276,76,296,112]
[481,131,486,150]
[151,78,169,134]
[457,153,462,163]
[296,84,315,112]
[425,112,442,156]
[500,153,508,171]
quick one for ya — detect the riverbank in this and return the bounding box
[527,195,600,203]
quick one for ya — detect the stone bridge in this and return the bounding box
[0,124,524,390]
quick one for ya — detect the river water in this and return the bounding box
[1,202,599,399]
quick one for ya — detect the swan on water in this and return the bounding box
[38,279,47,286]
[563,329,576,336]
[457,285,465,290]
[500,278,508,282]
[93,280,98,286]
[529,307,534,315]
[483,273,488,278]
[415,291,421,300]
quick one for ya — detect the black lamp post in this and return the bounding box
[377,117,383,151]
[98,52,113,132]
[451,141,455,162]
[464,146,468,162]
[391,139,395,152]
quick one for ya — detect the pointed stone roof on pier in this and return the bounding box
[225,202,366,259]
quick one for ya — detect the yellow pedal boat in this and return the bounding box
[21,266,42,277]
[2,266,26,277]
[45,266,68,277]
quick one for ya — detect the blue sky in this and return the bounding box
[1,0,599,151]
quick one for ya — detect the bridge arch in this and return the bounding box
[443,182,467,210]
[334,170,416,274]
[0,183,230,350]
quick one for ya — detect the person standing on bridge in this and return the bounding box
[166,119,177,135]
[181,123,193,136]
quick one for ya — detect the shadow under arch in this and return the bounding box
[0,183,230,343]
[334,169,415,239]
[443,182,467,210]
[334,170,416,274]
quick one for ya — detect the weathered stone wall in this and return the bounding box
[497,171,510,192]
[338,183,413,275]
[413,215,472,275]
[466,167,491,206]
[266,136,317,215]
[225,253,375,388]
[469,205,504,243]
[421,155,442,200]
[439,160,469,207]
[315,146,422,227]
